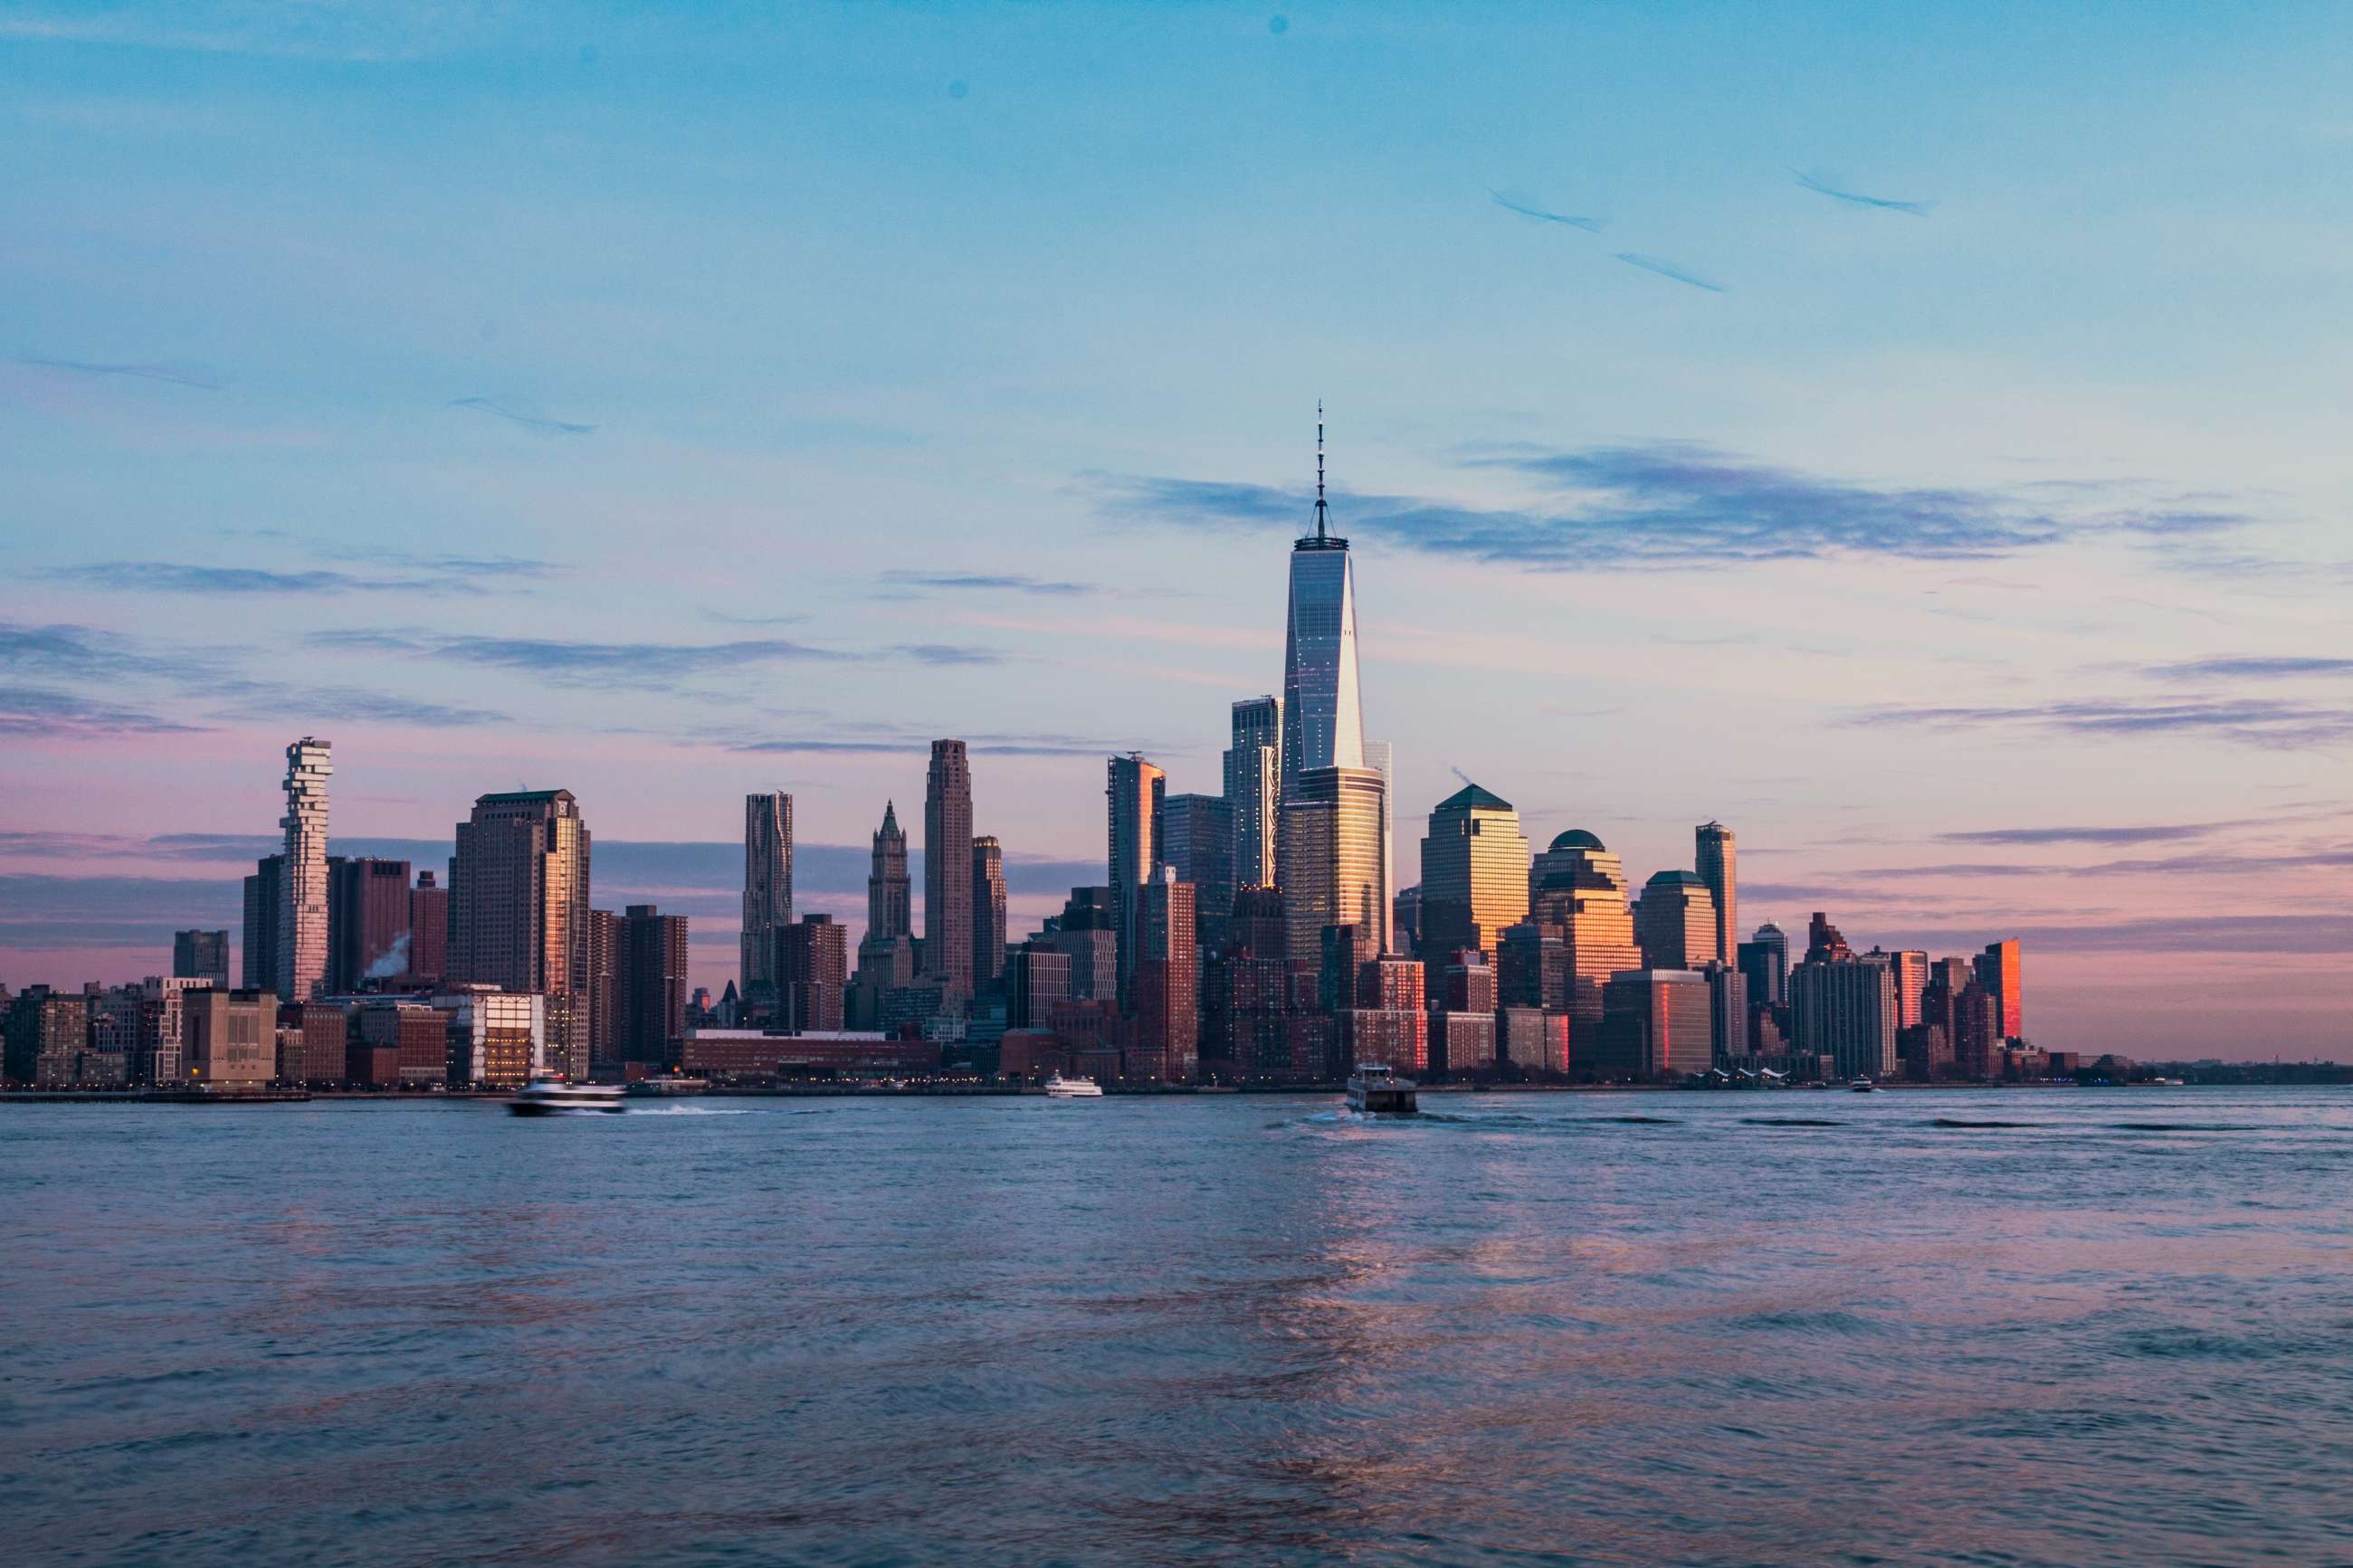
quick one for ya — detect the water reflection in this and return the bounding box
[4,1089,2351,1563]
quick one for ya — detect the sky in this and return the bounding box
[3,1,2349,1059]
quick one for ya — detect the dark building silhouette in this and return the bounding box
[173,929,229,989]
[615,904,688,1068]
[328,856,413,992]
[923,741,975,1003]
[409,871,449,985]
[777,913,848,1034]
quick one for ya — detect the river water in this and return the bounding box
[4,1088,2350,1565]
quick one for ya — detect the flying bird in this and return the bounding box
[1612,252,1727,293]
[18,354,223,389]
[447,396,595,435]
[1795,171,1935,216]
[1487,188,1605,233]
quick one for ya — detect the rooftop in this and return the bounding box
[1435,782,1514,813]
[1548,829,1606,851]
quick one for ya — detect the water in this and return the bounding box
[5,1088,2352,1566]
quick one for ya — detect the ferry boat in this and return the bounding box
[1346,1063,1418,1114]
[1850,1077,1877,1093]
[1043,1072,1103,1098]
[509,1078,625,1116]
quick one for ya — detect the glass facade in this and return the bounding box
[1281,544,1363,795]
[1279,765,1388,963]
[1223,696,1281,889]
[1418,784,1531,965]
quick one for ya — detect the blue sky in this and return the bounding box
[3,2,2349,1055]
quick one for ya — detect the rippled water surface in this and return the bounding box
[6,1088,2353,1565]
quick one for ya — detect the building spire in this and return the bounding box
[1314,400,1328,540]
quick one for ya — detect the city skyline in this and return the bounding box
[4,5,2350,1060]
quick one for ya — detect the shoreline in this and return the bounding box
[0,1079,2237,1106]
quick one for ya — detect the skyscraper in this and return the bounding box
[173,929,228,989]
[1526,830,1643,1026]
[1281,408,1364,797]
[448,789,592,1077]
[970,835,1007,992]
[1132,867,1199,1082]
[1106,753,1166,1007]
[1695,822,1737,972]
[1883,948,1929,1029]
[278,737,331,1003]
[1224,696,1281,889]
[1739,921,1789,1009]
[1596,970,1714,1081]
[741,792,794,1002]
[328,857,413,991]
[1157,794,1234,951]
[1364,739,1396,952]
[1280,765,1388,963]
[1975,938,2024,1040]
[409,870,448,985]
[777,913,849,1033]
[922,741,975,1003]
[1635,870,1719,971]
[615,904,689,1066]
[869,800,911,940]
[1418,784,1530,965]
[242,853,282,993]
[1791,953,1898,1079]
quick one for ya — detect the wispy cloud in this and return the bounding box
[876,570,1099,597]
[729,723,1183,758]
[888,643,1008,666]
[1852,696,2353,749]
[1612,252,1726,292]
[0,686,211,738]
[16,353,223,389]
[1097,442,2243,571]
[1937,822,2243,847]
[1487,188,1605,233]
[55,558,555,596]
[447,396,595,436]
[307,629,851,687]
[2152,656,2353,680]
[1795,170,1935,216]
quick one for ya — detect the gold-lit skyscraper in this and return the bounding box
[1695,821,1736,973]
[1418,784,1530,965]
[1528,829,1643,1025]
[1280,764,1388,963]
[971,834,1007,992]
[1634,869,1718,970]
[277,737,331,1003]
[449,789,592,1076]
[1106,753,1165,1008]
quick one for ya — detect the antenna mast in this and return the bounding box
[1314,400,1328,540]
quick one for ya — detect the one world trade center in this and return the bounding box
[1278,407,1390,958]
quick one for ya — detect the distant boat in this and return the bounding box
[1044,1072,1103,1098]
[1347,1062,1418,1114]
[627,1075,708,1097]
[510,1079,624,1117]
[1851,1077,1877,1093]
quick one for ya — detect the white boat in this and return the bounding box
[509,1078,625,1116]
[1346,1062,1418,1114]
[1044,1072,1103,1098]
[1850,1077,1877,1093]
